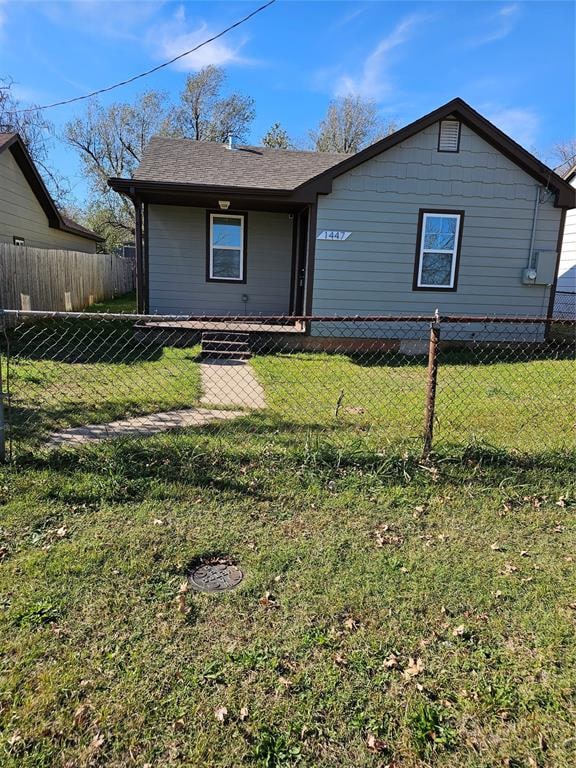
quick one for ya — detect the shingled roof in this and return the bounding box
[134,137,352,190]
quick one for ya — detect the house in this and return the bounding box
[108,98,575,338]
[554,164,576,318]
[0,133,102,252]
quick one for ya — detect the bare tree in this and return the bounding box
[171,65,255,143]
[65,91,172,248]
[0,77,70,203]
[261,122,292,149]
[310,95,396,154]
[552,139,576,176]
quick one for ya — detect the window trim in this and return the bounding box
[412,209,465,292]
[437,119,461,153]
[206,210,248,283]
[13,236,25,246]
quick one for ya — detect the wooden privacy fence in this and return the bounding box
[0,243,134,312]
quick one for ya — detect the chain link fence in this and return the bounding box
[554,290,576,319]
[0,309,574,461]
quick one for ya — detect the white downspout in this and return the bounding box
[527,185,542,271]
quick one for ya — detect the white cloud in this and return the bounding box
[486,106,540,149]
[0,0,7,33]
[149,5,250,71]
[468,3,520,47]
[333,14,428,100]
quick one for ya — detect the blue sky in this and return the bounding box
[1,0,574,206]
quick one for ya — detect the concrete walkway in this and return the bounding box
[47,407,242,447]
[200,359,266,409]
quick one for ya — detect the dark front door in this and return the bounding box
[291,209,308,315]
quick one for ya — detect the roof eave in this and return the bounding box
[0,134,104,239]
[108,177,318,203]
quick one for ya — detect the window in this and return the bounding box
[13,236,25,246]
[438,120,461,152]
[414,210,464,291]
[207,212,246,282]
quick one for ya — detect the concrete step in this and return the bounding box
[202,331,250,344]
[201,349,251,360]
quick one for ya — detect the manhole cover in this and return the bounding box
[189,563,243,593]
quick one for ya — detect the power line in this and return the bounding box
[15,0,276,114]
[554,153,576,173]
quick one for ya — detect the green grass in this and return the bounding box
[252,348,576,453]
[1,435,575,767]
[83,291,137,314]
[4,317,201,447]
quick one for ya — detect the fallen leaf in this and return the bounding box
[173,718,185,731]
[519,550,531,557]
[403,657,424,679]
[490,542,502,551]
[153,519,164,526]
[452,624,466,637]
[258,592,276,607]
[277,676,291,688]
[73,703,93,727]
[383,654,399,669]
[502,562,518,575]
[239,706,249,721]
[214,706,228,722]
[556,497,566,508]
[366,733,388,752]
[179,580,189,593]
[344,617,360,632]
[334,653,348,667]
[177,594,187,614]
[494,590,503,598]
[56,526,67,538]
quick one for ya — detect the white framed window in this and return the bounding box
[13,236,25,246]
[208,212,245,282]
[414,210,463,290]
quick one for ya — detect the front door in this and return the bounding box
[292,209,308,315]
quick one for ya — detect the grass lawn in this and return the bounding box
[83,291,137,314]
[5,317,201,448]
[252,348,575,454]
[0,435,575,767]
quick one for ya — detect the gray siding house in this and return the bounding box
[0,133,101,252]
[109,99,574,332]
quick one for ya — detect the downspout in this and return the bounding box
[527,185,542,272]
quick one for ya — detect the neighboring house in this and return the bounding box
[554,164,576,318]
[0,133,102,252]
[109,98,575,333]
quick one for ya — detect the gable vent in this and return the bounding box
[438,120,461,152]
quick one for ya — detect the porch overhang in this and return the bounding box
[108,177,324,213]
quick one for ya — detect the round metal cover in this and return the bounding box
[189,563,243,593]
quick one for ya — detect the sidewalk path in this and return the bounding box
[47,408,242,447]
[200,360,266,409]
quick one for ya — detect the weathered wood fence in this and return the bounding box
[0,243,134,311]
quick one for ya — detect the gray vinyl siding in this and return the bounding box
[0,150,97,253]
[313,121,562,319]
[148,205,292,314]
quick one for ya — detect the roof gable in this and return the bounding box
[296,98,575,208]
[0,133,103,242]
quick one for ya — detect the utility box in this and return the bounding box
[532,251,558,285]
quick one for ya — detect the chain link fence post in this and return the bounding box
[422,311,441,460]
[0,309,5,463]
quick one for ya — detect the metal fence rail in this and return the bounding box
[0,309,574,461]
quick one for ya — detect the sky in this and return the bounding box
[1,0,574,207]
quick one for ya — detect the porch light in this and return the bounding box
[218,200,230,210]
